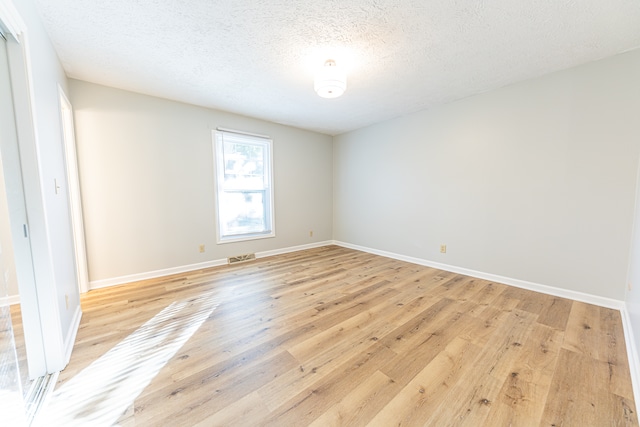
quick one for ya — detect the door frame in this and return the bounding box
[58,87,89,294]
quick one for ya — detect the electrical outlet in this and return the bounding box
[199,244,205,253]
[65,294,69,310]
[309,230,313,237]
[440,245,447,254]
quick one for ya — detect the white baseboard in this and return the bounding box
[333,240,625,310]
[62,305,82,368]
[622,305,640,410]
[256,240,333,259]
[0,294,20,307]
[88,241,334,290]
[89,259,228,290]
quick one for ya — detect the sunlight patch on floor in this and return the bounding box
[36,292,220,426]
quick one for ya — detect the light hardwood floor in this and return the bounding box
[52,246,638,426]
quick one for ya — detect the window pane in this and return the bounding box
[214,130,274,243]
[224,142,264,171]
[219,191,267,236]
[223,142,265,190]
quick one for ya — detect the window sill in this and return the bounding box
[216,232,275,245]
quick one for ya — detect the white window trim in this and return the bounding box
[213,130,275,244]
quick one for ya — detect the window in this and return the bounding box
[213,130,274,243]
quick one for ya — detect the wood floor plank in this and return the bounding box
[368,337,480,427]
[190,391,270,427]
[460,305,512,347]
[514,290,573,330]
[308,370,399,427]
[541,348,638,426]
[380,308,479,387]
[562,300,601,358]
[600,306,635,400]
[482,323,563,426]
[422,309,539,426]
[261,343,398,426]
[563,301,635,400]
[45,245,637,426]
[259,303,399,411]
[129,350,299,426]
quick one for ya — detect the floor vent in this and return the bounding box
[227,253,256,264]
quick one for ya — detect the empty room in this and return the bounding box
[1,0,640,425]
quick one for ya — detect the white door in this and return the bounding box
[0,29,47,379]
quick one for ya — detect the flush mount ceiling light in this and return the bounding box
[314,59,347,98]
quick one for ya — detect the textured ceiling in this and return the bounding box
[35,0,640,135]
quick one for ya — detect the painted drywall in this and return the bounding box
[69,79,333,283]
[334,49,640,300]
[626,162,640,392]
[9,0,80,371]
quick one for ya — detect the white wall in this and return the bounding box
[334,49,640,301]
[626,161,640,399]
[69,79,333,283]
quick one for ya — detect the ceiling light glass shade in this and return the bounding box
[314,60,346,98]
